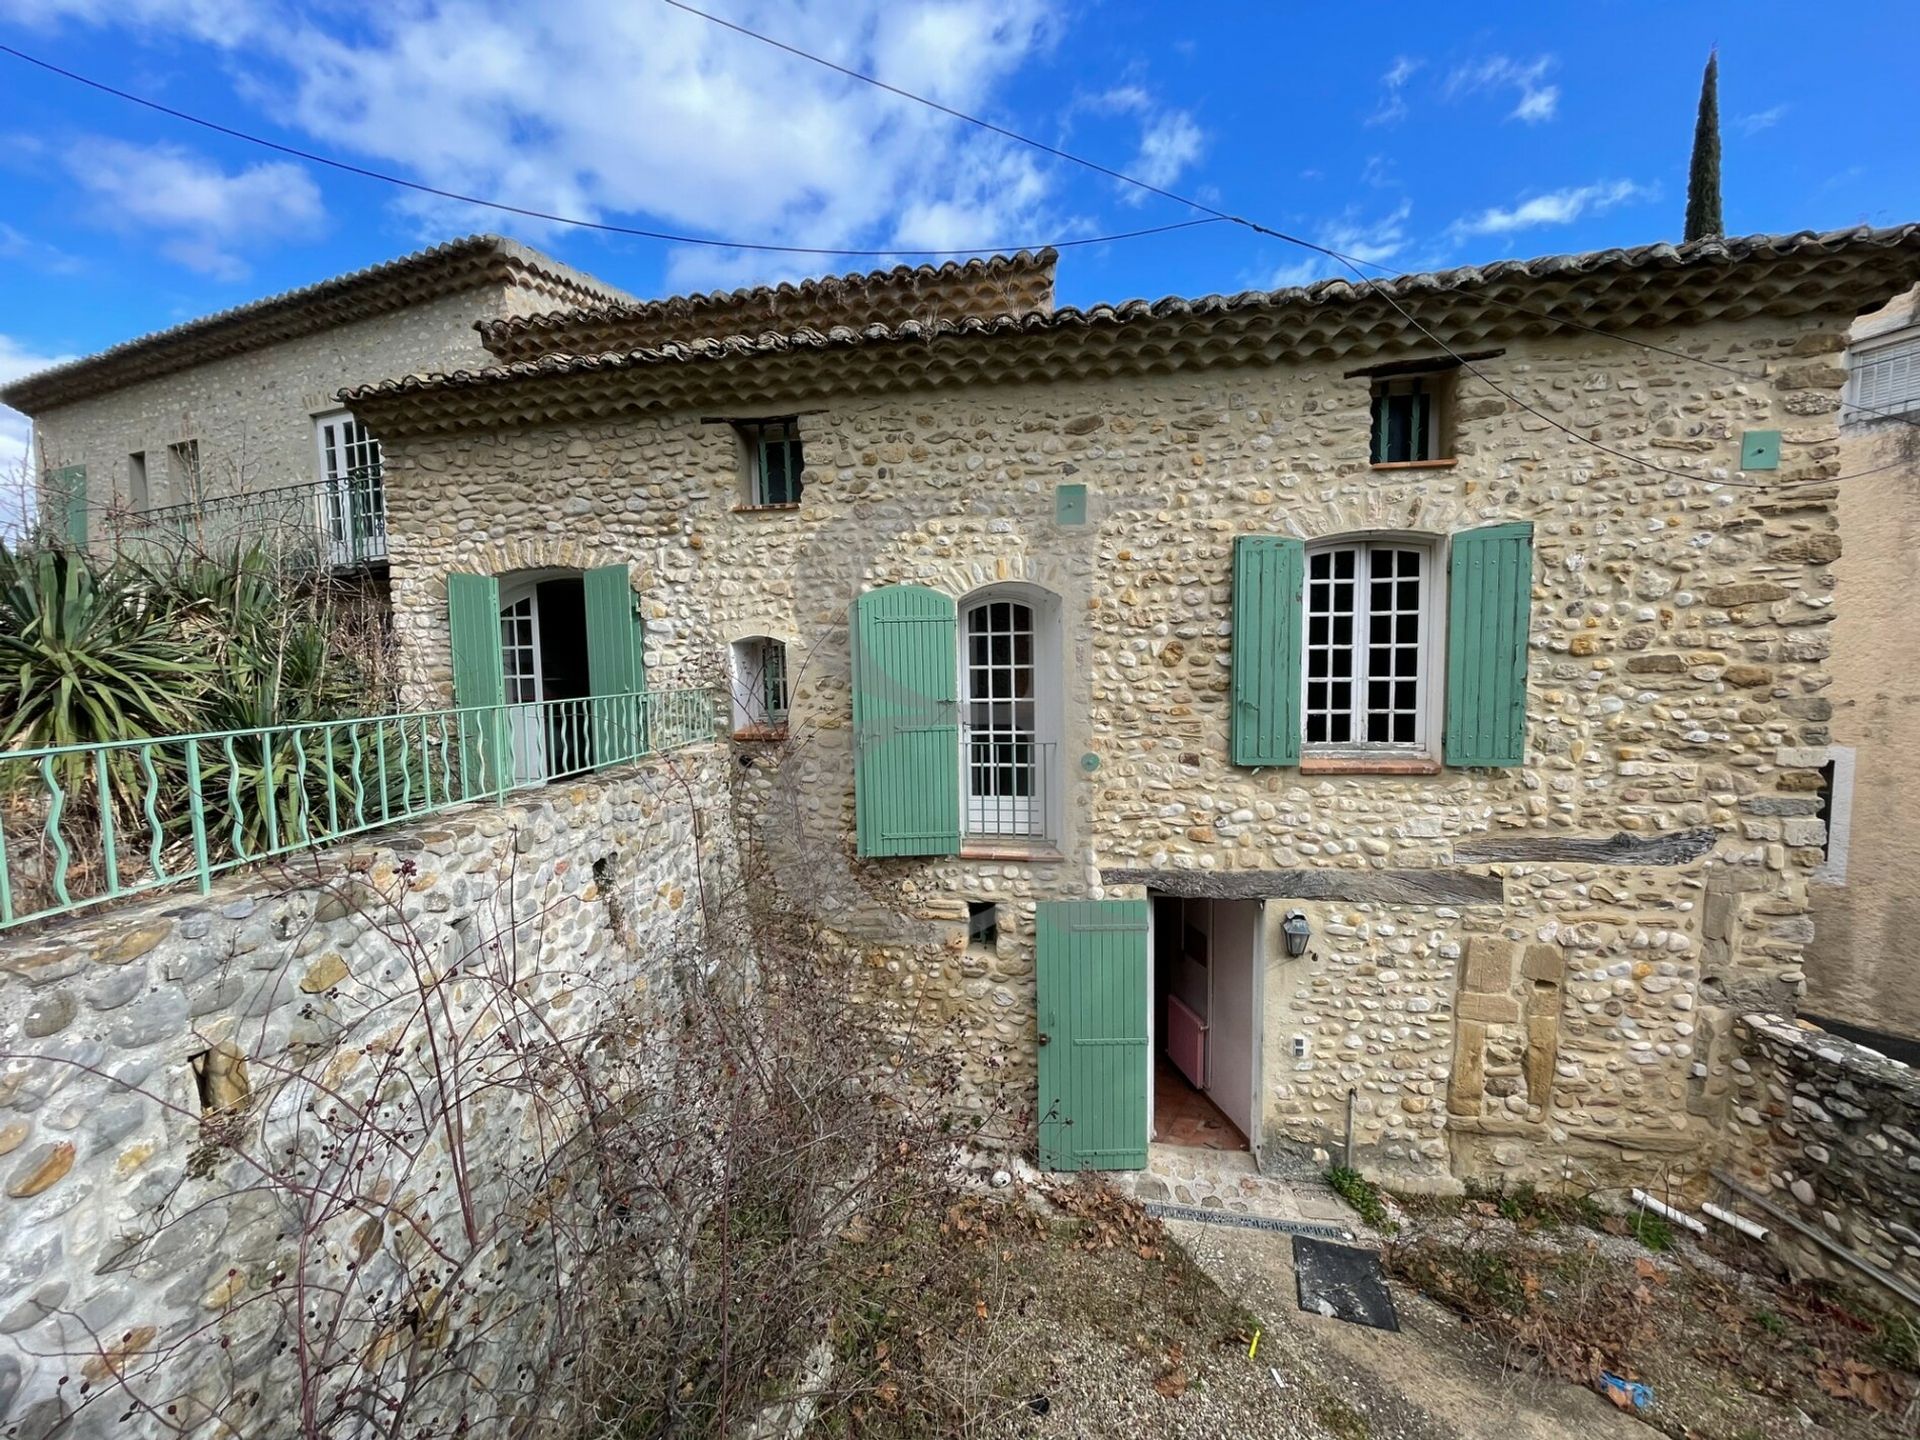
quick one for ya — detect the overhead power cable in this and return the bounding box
[0,42,1222,259]
[659,0,1920,478]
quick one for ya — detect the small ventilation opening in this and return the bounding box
[189,1042,251,1113]
[967,901,999,952]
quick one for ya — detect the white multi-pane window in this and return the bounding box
[1847,329,1920,422]
[315,412,387,565]
[962,598,1041,837]
[1304,541,1432,748]
[730,637,790,732]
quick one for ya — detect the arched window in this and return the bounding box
[960,585,1061,842]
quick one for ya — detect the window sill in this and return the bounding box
[1368,459,1458,471]
[1299,754,1442,776]
[731,725,789,743]
[731,502,803,514]
[959,841,1066,863]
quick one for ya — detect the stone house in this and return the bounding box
[333,224,1920,1188]
[1,234,627,572]
[1804,282,1920,1056]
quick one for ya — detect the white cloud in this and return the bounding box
[1445,54,1559,124]
[1072,84,1205,206]
[23,0,1080,289]
[66,140,324,280]
[1265,200,1412,289]
[0,336,79,538]
[1367,55,1422,126]
[1738,105,1787,137]
[1449,179,1651,239]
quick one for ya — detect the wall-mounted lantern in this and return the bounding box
[1281,909,1311,957]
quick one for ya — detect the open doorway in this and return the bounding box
[1149,893,1261,1152]
[498,571,589,784]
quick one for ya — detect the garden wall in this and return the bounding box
[1723,1013,1920,1310]
[0,745,735,1438]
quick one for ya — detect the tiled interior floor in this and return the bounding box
[1152,1052,1249,1151]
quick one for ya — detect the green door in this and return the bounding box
[1036,899,1150,1171]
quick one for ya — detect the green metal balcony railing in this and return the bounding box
[108,472,388,570]
[0,688,717,931]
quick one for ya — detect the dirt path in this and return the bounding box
[1165,1216,1657,1440]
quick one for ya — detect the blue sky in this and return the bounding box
[2,0,1916,476]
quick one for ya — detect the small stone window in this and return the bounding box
[1369,373,1453,465]
[966,901,999,953]
[737,419,804,507]
[167,438,202,501]
[730,636,790,738]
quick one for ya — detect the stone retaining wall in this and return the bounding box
[1723,1013,1920,1308]
[0,747,733,1437]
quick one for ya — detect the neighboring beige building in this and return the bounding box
[1806,284,1920,1053]
[0,235,627,565]
[341,226,1920,1189]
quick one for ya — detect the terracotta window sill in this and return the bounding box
[731,725,789,743]
[1368,459,1458,472]
[959,842,1066,863]
[1299,754,1442,776]
[731,502,803,514]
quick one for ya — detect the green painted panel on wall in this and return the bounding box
[1036,899,1150,1171]
[1055,483,1088,525]
[1230,535,1305,767]
[1443,523,1534,767]
[1739,429,1781,471]
[851,584,961,857]
[583,563,647,762]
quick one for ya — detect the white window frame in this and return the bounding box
[729,636,790,733]
[958,584,1063,843]
[1845,326,1920,424]
[1302,535,1443,756]
[313,409,387,565]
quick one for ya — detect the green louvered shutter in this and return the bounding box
[1036,899,1150,1171]
[584,563,647,764]
[50,466,86,546]
[447,573,506,793]
[1444,523,1534,767]
[852,584,960,857]
[1230,535,1304,767]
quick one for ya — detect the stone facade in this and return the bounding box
[7,237,625,542]
[1724,1013,1920,1306]
[0,748,732,1437]
[364,306,1861,1189]
[1807,284,1920,1045]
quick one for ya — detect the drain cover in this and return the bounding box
[1291,1236,1399,1331]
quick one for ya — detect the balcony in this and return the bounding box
[106,472,388,571]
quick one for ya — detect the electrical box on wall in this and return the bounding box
[1054,483,1088,525]
[1739,429,1781,471]
[1292,1034,1310,1060]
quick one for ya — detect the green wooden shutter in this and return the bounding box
[851,584,960,857]
[1230,535,1305,766]
[447,573,506,792]
[583,563,647,764]
[1444,523,1534,767]
[49,466,86,546]
[1036,899,1150,1171]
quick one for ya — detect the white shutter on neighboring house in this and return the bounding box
[1848,329,1920,421]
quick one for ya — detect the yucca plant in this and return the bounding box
[0,544,210,755]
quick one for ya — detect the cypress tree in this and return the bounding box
[1684,50,1723,242]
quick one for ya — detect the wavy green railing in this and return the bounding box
[0,688,717,931]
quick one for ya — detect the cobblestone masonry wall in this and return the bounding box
[0,748,732,1438]
[378,314,1850,1187]
[1725,1015,1920,1308]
